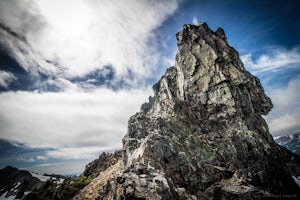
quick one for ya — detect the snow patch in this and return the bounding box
[292,176,300,187]
[0,192,16,200]
[29,172,50,182]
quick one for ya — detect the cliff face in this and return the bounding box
[75,23,300,199]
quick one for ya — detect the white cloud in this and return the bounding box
[241,46,300,73]
[240,46,300,136]
[0,71,16,88]
[192,16,198,25]
[265,76,300,136]
[0,0,180,169]
[268,113,300,136]
[0,0,45,37]
[0,0,181,88]
[45,146,114,160]
[0,88,152,159]
[30,160,90,174]
[0,29,59,77]
[36,155,47,160]
[18,157,35,162]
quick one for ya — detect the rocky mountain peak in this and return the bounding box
[0,166,43,199]
[143,23,272,120]
[75,23,300,199]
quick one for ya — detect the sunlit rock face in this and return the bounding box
[75,23,300,199]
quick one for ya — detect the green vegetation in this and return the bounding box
[25,175,92,200]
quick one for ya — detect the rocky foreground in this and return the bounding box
[74,23,300,199]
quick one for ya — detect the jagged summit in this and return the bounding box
[74,23,300,199]
[142,23,272,118]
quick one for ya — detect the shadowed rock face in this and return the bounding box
[0,166,43,199]
[76,23,300,199]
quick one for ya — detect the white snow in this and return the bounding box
[292,176,300,187]
[55,178,65,184]
[12,182,20,193]
[0,182,22,200]
[29,172,50,182]
[30,171,65,184]
[24,191,30,196]
[0,192,16,200]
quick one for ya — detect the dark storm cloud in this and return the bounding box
[0,139,91,174]
[0,47,41,91]
[0,139,51,170]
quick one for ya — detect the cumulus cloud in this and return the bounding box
[0,0,181,89]
[265,76,300,136]
[241,46,300,73]
[0,89,152,158]
[0,70,16,88]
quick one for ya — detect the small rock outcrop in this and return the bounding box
[76,23,300,199]
[83,151,122,178]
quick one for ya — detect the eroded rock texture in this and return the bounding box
[75,23,300,199]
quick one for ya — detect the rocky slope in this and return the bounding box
[275,133,300,156]
[75,23,300,199]
[0,166,43,199]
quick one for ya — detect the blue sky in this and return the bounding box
[0,0,299,174]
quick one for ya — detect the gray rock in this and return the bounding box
[83,150,122,178]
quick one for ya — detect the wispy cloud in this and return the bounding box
[241,46,300,73]
[0,0,181,173]
[0,0,181,90]
[192,16,198,25]
[0,70,16,89]
[0,0,46,38]
[30,160,90,175]
[45,146,115,160]
[240,45,300,136]
[0,21,61,80]
[18,157,35,162]
[36,156,47,161]
[265,76,300,136]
